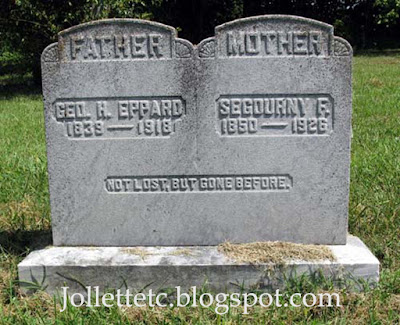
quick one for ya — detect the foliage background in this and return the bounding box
[1,0,400,83]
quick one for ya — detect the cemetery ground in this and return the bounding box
[0,55,399,323]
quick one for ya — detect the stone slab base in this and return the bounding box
[18,235,379,295]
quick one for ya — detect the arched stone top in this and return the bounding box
[58,19,178,62]
[43,16,352,62]
[197,37,216,58]
[41,43,59,62]
[213,15,341,58]
[334,37,352,56]
[174,38,194,58]
[59,18,177,38]
[215,15,334,34]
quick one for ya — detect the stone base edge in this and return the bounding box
[18,235,379,295]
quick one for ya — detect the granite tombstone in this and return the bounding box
[41,16,352,246]
[19,16,379,294]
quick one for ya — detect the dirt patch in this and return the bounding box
[0,195,49,232]
[368,77,384,88]
[218,241,335,264]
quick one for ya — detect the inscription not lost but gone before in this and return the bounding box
[105,174,293,193]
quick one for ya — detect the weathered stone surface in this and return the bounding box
[18,236,379,295]
[42,16,352,246]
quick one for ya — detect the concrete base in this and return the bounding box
[18,235,379,295]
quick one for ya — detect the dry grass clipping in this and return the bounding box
[169,249,195,256]
[122,248,152,260]
[218,241,335,264]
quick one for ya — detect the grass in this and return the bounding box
[0,55,399,323]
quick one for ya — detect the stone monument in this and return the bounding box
[19,15,379,294]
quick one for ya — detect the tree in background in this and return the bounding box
[374,0,400,47]
[1,0,400,84]
[0,0,161,82]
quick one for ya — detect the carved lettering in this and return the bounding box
[54,97,185,138]
[226,31,323,56]
[217,95,333,136]
[69,34,165,60]
[105,174,293,193]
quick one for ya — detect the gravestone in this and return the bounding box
[42,16,349,246]
[19,16,379,294]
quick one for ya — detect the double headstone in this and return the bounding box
[19,15,379,293]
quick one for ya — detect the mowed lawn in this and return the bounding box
[0,56,399,323]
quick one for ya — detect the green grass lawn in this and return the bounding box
[0,56,399,323]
